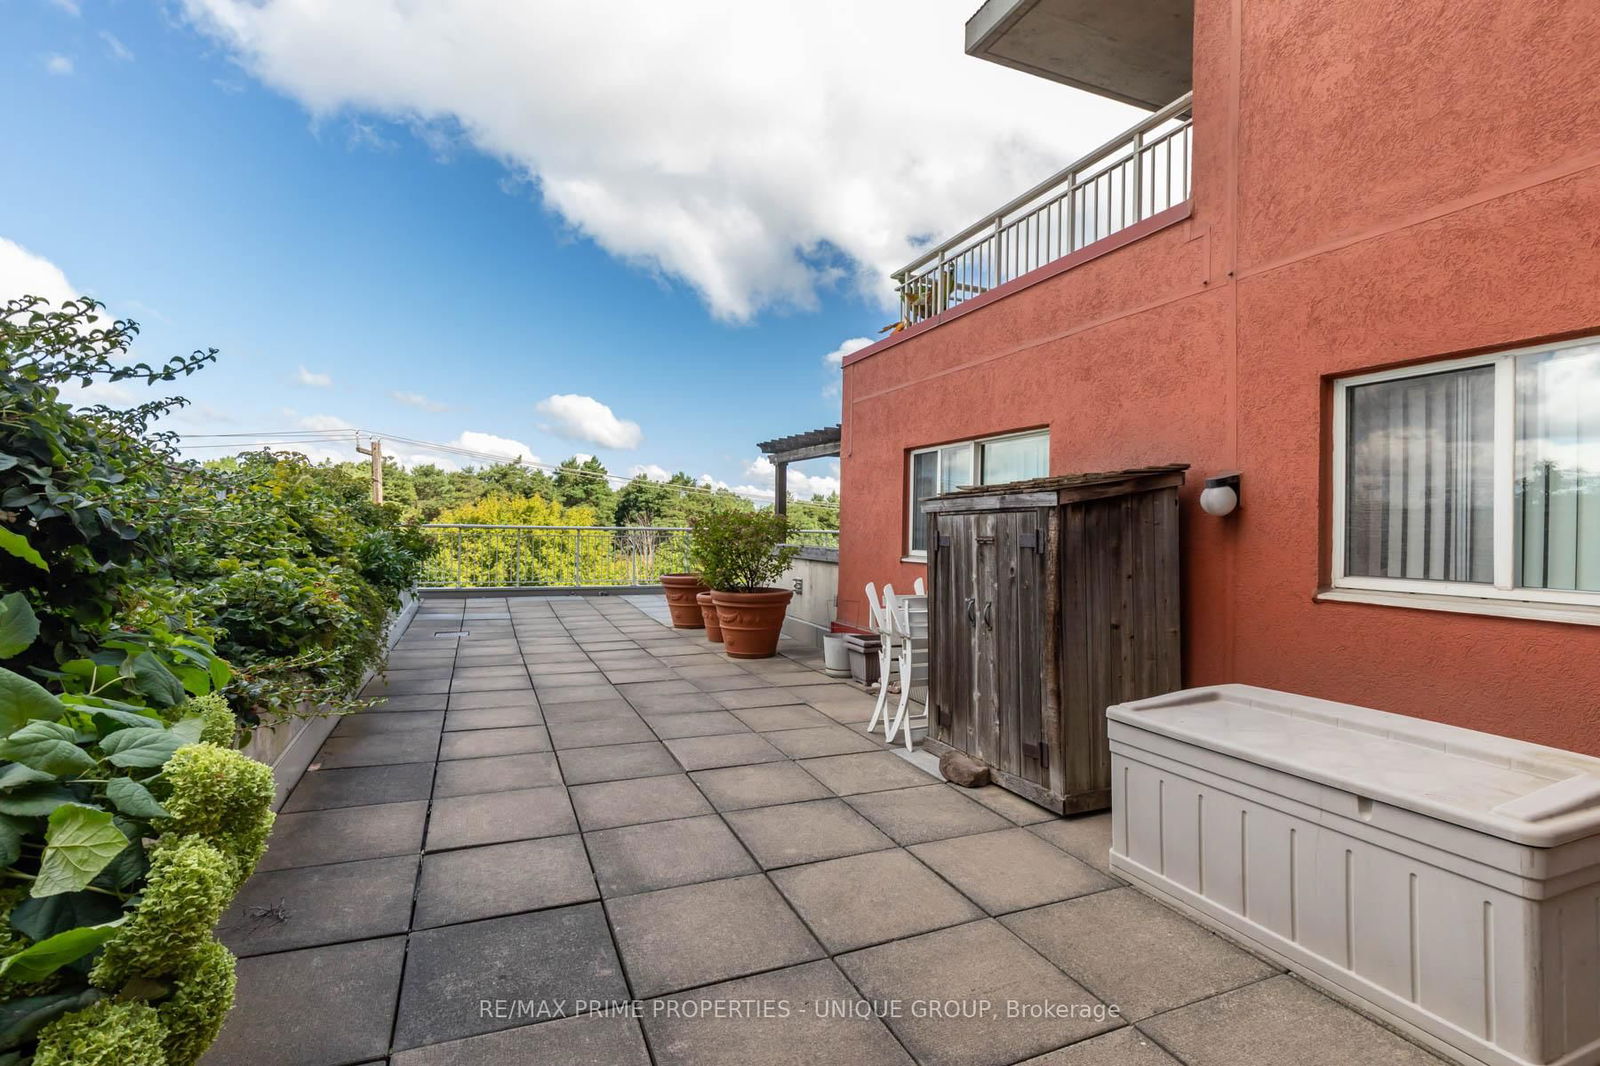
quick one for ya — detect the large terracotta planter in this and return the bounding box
[696,592,724,642]
[710,588,793,659]
[660,573,708,629]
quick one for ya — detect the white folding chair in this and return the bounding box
[863,582,898,735]
[883,587,930,751]
[913,577,926,595]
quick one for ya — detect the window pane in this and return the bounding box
[1345,367,1494,583]
[1517,343,1600,591]
[979,433,1048,485]
[910,451,938,553]
[940,444,972,492]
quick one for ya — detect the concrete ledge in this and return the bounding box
[419,586,667,599]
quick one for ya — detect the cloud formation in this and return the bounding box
[177,0,1139,320]
[743,455,840,501]
[390,389,450,412]
[294,365,332,387]
[45,54,74,76]
[536,394,643,450]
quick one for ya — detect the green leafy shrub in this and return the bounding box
[156,743,275,887]
[157,935,235,1066]
[33,998,167,1066]
[689,510,799,592]
[91,838,235,989]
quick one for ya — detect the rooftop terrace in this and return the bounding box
[203,596,1446,1066]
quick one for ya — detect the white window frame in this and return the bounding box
[906,428,1049,559]
[1330,340,1600,610]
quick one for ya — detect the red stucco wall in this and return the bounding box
[839,0,1600,754]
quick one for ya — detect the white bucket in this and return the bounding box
[821,633,850,677]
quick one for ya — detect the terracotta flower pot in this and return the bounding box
[660,573,708,629]
[710,588,793,659]
[696,592,724,642]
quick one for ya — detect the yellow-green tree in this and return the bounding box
[425,494,661,586]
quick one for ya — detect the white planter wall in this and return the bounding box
[1108,685,1600,1066]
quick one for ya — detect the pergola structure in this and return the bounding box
[756,424,841,517]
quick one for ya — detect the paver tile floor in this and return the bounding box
[204,595,1447,1066]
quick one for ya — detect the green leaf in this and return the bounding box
[0,785,77,817]
[104,777,168,820]
[0,720,96,777]
[87,706,162,734]
[0,595,38,659]
[95,840,147,892]
[0,989,102,1053]
[0,668,65,735]
[207,655,231,690]
[0,762,55,790]
[124,653,184,709]
[97,726,183,769]
[32,804,128,898]
[169,716,205,746]
[8,891,122,943]
[0,528,46,572]
[0,916,126,982]
[0,814,29,867]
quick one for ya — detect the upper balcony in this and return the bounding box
[893,91,1192,329]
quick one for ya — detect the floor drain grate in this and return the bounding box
[433,630,469,638]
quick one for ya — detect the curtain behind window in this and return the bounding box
[1518,344,1600,591]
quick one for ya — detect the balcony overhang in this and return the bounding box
[965,0,1193,110]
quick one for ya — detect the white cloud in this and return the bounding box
[743,455,840,500]
[823,337,873,369]
[0,238,76,305]
[630,463,672,481]
[294,364,332,387]
[45,54,74,77]
[293,412,353,432]
[449,431,539,465]
[101,32,135,62]
[49,0,80,14]
[390,389,449,412]
[536,394,643,450]
[176,0,1140,321]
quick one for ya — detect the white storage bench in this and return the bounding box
[1108,684,1600,1066]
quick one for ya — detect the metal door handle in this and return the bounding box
[965,598,976,626]
[982,601,993,629]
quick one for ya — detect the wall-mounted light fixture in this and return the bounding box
[1199,472,1241,517]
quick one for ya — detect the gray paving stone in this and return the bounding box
[558,740,681,784]
[538,683,624,705]
[645,710,751,738]
[1016,1027,1180,1065]
[522,659,599,675]
[220,854,418,956]
[369,693,449,712]
[764,724,881,758]
[585,814,758,896]
[202,936,405,1066]
[1028,812,1115,874]
[531,671,609,690]
[603,666,678,684]
[713,686,806,710]
[540,697,639,722]
[641,960,913,1066]
[390,1013,651,1066]
[332,710,445,737]
[624,690,724,714]
[427,785,577,850]
[961,783,1058,824]
[414,834,597,928]
[284,762,435,812]
[615,678,699,700]
[1138,975,1446,1066]
[450,673,532,694]
[446,687,541,711]
[315,729,440,768]
[1000,888,1278,1021]
[837,920,1118,1066]
[433,751,563,797]
[671,662,750,679]
[438,724,551,760]
[690,761,832,811]
[798,751,940,795]
[724,798,895,869]
[442,705,543,732]
[662,732,786,771]
[845,784,1012,845]
[260,801,428,871]
[569,774,714,831]
[771,848,984,952]
[363,675,450,697]
[689,673,773,692]
[394,904,628,1050]
[450,664,529,680]
[606,873,823,996]
[909,828,1117,915]
[546,715,656,749]
[728,704,834,731]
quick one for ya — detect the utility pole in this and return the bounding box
[356,435,384,504]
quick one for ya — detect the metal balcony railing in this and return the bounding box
[893,92,1193,328]
[418,524,841,590]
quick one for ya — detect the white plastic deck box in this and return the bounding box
[1107,684,1600,1066]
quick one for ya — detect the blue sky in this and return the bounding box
[2,1,1138,500]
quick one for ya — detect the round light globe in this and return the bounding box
[1199,484,1238,517]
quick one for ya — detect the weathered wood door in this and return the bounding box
[930,509,1048,785]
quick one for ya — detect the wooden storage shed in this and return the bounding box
[922,465,1186,813]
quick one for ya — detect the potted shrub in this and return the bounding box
[691,510,799,658]
[696,590,724,642]
[659,572,708,629]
